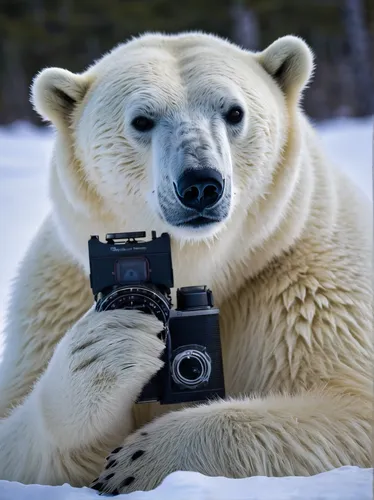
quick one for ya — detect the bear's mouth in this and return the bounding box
[175,216,221,228]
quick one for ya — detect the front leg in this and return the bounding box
[91,389,371,494]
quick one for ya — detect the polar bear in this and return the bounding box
[0,31,372,494]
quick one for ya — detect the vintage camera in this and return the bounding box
[88,231,225,405]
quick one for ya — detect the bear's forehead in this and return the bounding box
[91,43,251,103]
[92,37,250,84]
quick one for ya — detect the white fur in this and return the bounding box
[0,32,372,493]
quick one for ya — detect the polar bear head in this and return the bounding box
[31,32,314,257]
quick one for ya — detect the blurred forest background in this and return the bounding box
[0,0,373,125]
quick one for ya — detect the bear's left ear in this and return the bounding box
[256,36,314,100]
[31,67,91,127]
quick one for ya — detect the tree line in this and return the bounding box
[0,0,373,125]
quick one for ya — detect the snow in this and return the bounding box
[0,122,54,341]
[0,117,372,498]
[317,116,373,199]
[0,467,373,500]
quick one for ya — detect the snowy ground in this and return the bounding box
[0,123,54,344]
[1,467,373,500]
[0,117,372,498]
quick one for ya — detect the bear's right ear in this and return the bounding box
[256,36,314,102]
[31,68,90,126]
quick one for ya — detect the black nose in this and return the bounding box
[175,168,224,210]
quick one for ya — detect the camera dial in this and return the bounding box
[171,345,212,389]
[177,285,214,310]
[96,285,171,325]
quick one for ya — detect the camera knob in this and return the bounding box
[176,285,214,311]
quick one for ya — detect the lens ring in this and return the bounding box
[96,285,170,324]
[171,348,212,388]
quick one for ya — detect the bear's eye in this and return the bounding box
[225,106,244,125]
[131,116,155,132]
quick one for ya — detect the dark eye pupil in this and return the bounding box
[132,116,154,132]
[226,107,243,125]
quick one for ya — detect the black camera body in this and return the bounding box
[88,231,225,405]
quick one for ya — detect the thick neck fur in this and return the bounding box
[50,109,319,307]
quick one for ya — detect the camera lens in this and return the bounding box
[171,347,212,389]
[178,357,203,381]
